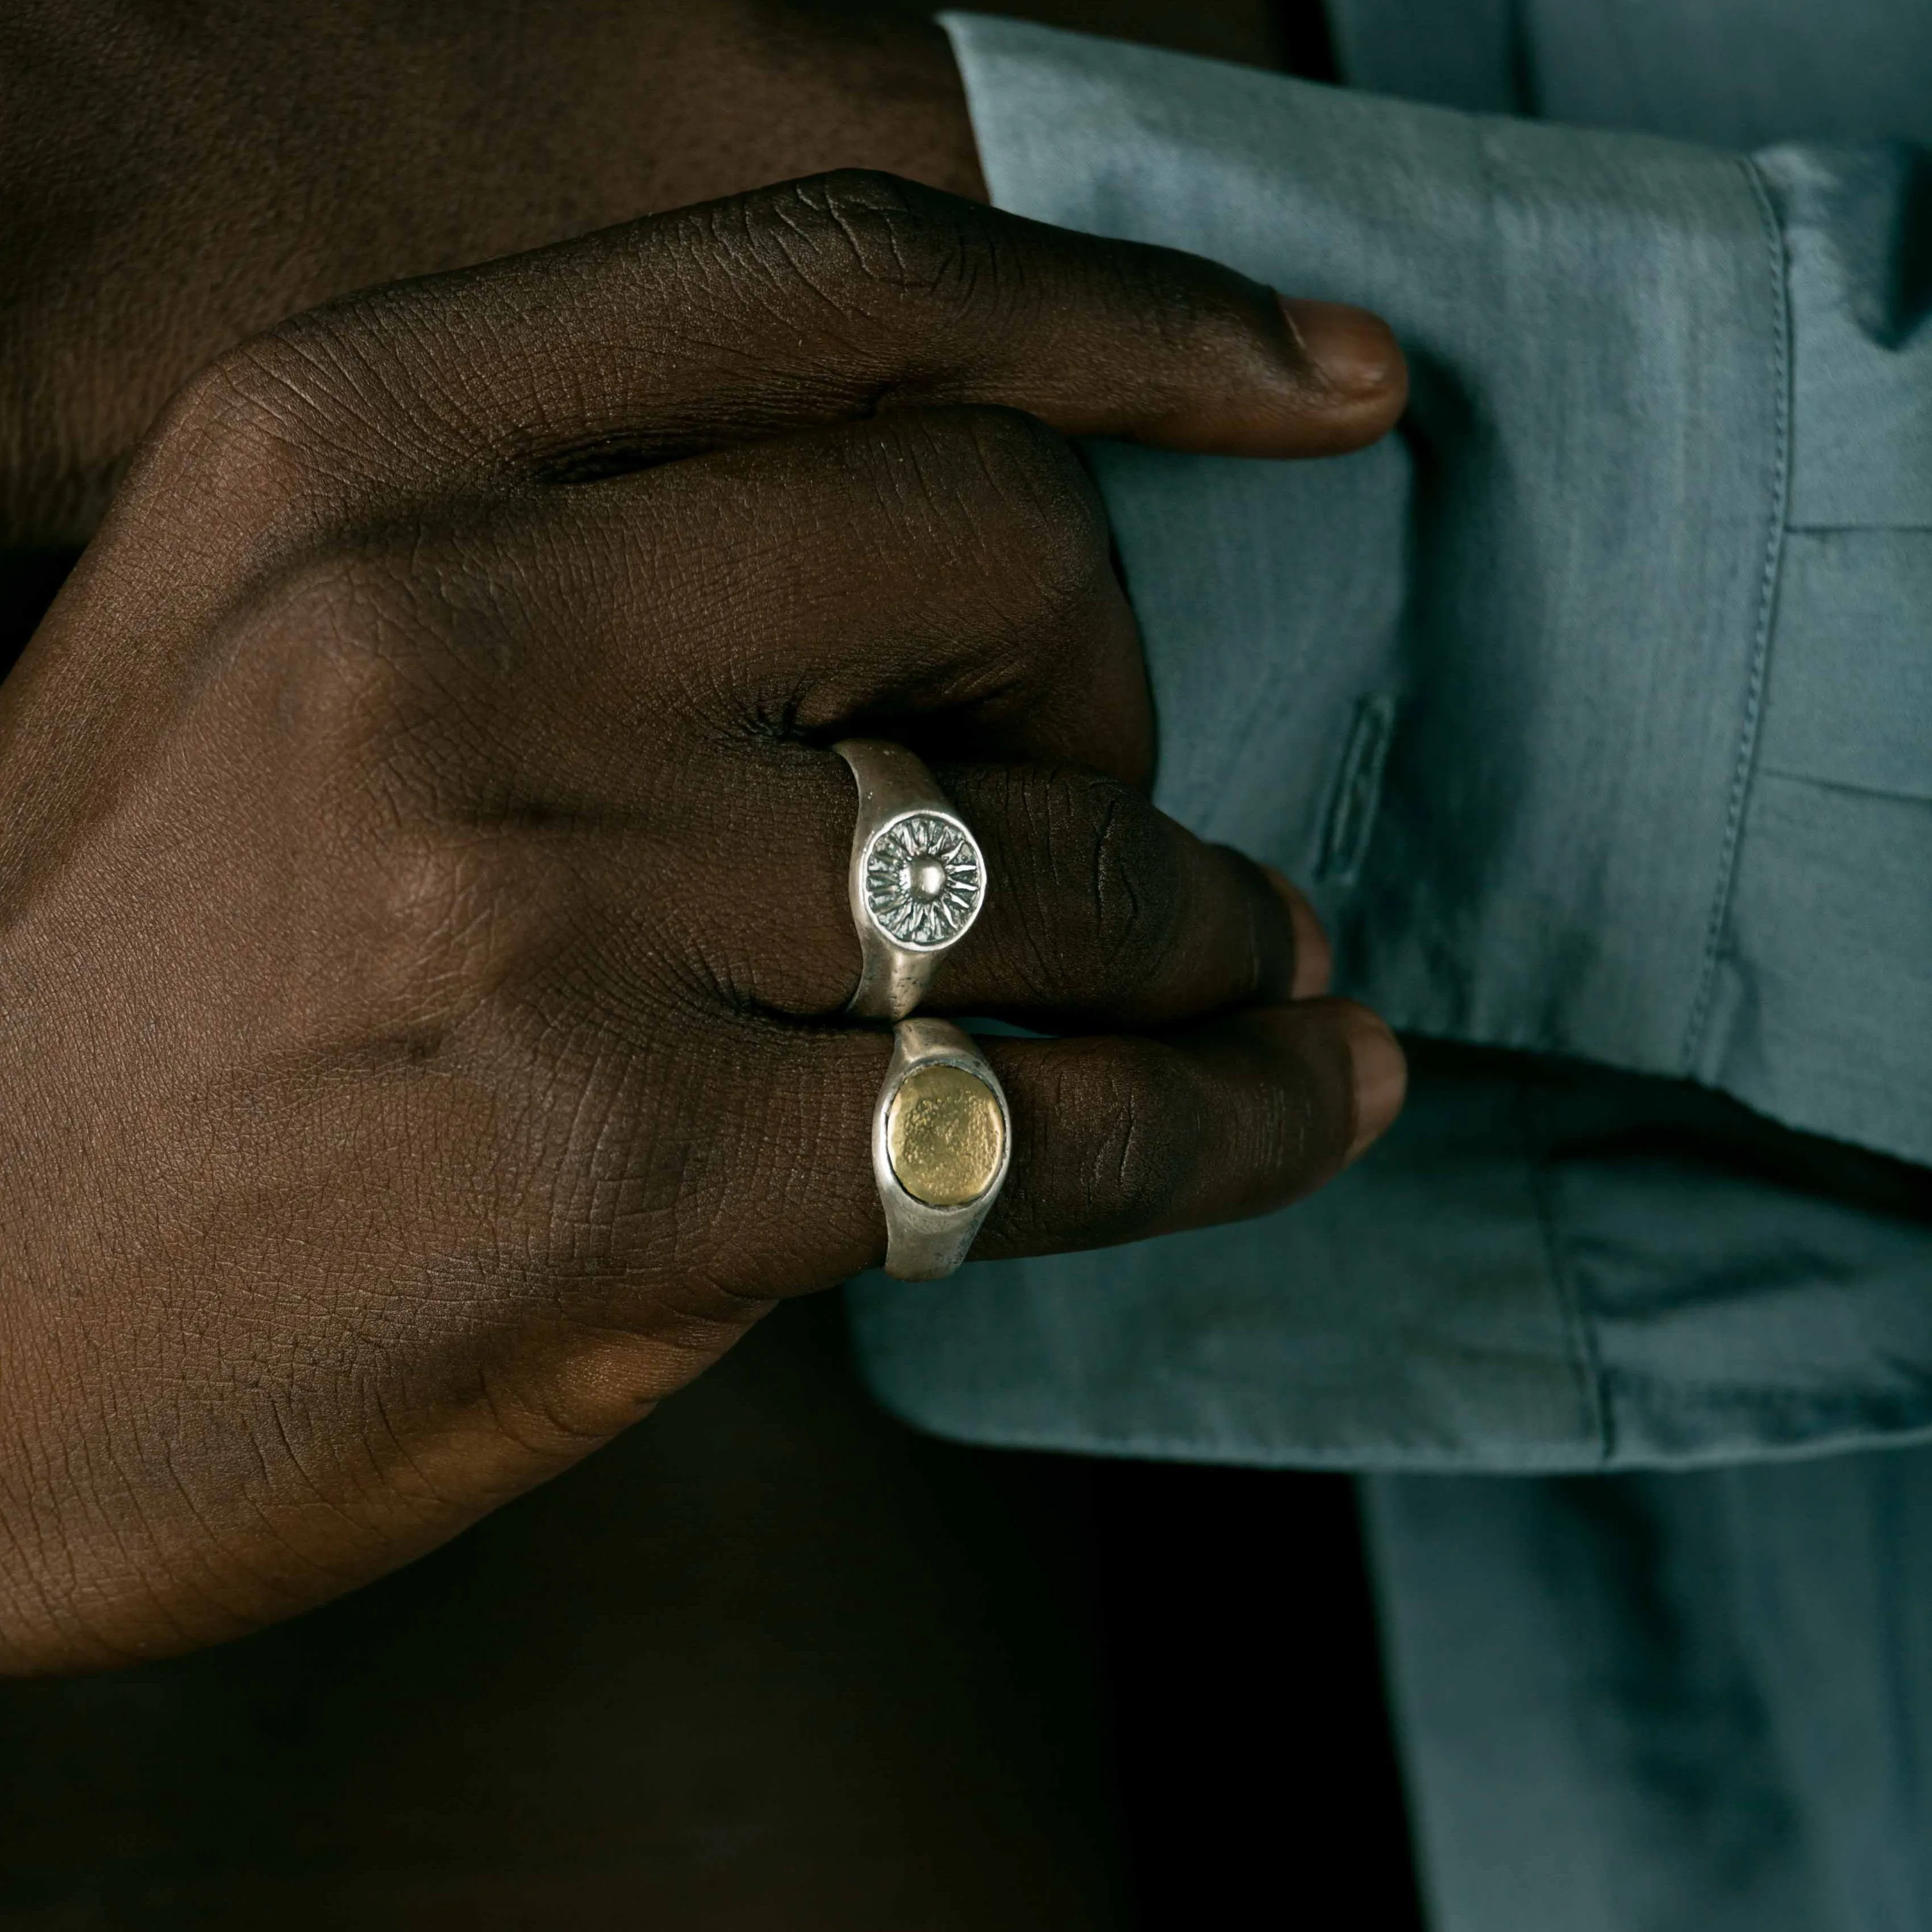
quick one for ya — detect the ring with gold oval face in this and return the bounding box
[871,1017,1010,1280]
[834,739,985,1022]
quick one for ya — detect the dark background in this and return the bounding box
[0,1294,1421,1930]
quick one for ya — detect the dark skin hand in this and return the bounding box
[0,174,1406,1675]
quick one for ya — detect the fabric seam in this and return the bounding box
[843,1367,1932,1472]
[1516,1077,1614,1467]
[1681,155,1793,1072]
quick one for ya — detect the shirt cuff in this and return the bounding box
[940,13,1932,1170]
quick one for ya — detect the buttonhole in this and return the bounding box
[1318,695,1398,886]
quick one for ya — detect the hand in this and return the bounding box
[0,0,982,548]
[0,173,1406,1672]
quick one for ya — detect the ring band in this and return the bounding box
[873,1018,1010,1280]
[835,739,985,1022]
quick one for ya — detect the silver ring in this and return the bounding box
[835,739,985,1022]
[873,1018,1010,1280]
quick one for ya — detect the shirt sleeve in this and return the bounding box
[940,13,1932,1171]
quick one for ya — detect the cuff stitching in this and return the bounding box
[1681,155,1793,1073]
[1516,1079,1614,1468]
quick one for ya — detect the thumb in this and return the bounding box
[205,169,1404,513]
[879,188,1408,458]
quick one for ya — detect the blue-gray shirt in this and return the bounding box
[849,13,1932,1926]
[849,5,1932,1476]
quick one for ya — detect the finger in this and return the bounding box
[688,1000,1406,1292]
[1262,865,1333,998]
[285,419,1329,1027]
[193,171,1405,521]
[921,764,1334,1026]
[576,756,1334,1028]
[781,759,1334,1026]
[299,406,1158,791]
[385,753,1334,1036]
[979,1002,1407,1258]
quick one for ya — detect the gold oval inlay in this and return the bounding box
[886,1063,1005,1208]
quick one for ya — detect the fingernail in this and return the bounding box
[1340,1004,1406,1163]
[1277,296,1406,403]
[1261,864,1333,1000]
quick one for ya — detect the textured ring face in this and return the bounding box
[861,810,984,951]
[869,1017,1010,1280]
[885,1061,1006,1208]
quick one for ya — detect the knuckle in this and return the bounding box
[244,549,449,780]
[1071,1039,1204,1238]
[732,169,1007,346]
[765,168,969,288]
[982,770,1183,1010]
[782,167,934,227]
[148,322,361,513]
[959,405,1099,525]
[1069,777,1186,1000]
[352,824,566,1038]
[902,407,1110,619]
[140,298,461,534]
[213,540,520,927]
[137,345,312,529]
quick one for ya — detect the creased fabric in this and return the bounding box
[1364,1457,1932,1932]
[846,13,1932,1930]
[848,13,1932,1476]
[934,11,1932,1169]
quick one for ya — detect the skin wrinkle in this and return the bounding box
[1086,780,1151,1000]
[59,1419,213,1662]
[1105,1059,1164,1231]
[153,1425,345,1616]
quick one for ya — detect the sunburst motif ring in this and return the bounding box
[863,811,982,951]
[835,740,986,1021]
